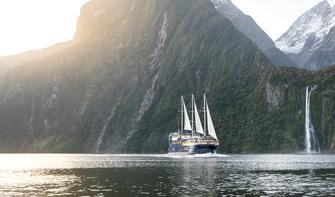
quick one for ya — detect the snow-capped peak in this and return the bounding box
[311,0,331,14]
[275,0,335,54]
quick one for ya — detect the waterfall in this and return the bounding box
[305,86,320,153]
[95,89,124,153]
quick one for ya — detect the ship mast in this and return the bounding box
[203,94,207,136]
[181,96,184,133]
[191,95,194,137]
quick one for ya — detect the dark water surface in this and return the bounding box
[0,154,335,196]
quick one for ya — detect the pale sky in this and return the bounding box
[0,0,334,56]
[0,0,89,57]
[232,0,335,40]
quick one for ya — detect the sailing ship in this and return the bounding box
[168,94,219,154]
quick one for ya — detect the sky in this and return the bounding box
[0,0,334,56]
[0,0,89,57]
[232,0,335,40]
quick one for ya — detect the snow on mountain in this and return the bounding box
[211,0,296,67]
[276,0,335,55]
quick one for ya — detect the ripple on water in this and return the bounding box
[0,154,334,196]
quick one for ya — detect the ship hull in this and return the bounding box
[169,95,220,154]
[193,144,218,154]
[168,141,219,155]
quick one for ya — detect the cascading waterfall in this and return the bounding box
[305,86,320,153]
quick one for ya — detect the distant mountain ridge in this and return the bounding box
[0,42,70,76]
[0,0,335,153]
[276,0,335,70]
[211,0,296,67]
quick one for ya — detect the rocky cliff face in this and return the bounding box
[266,82,283,111]
[0,0,170,152]
[306,26,335,69]
[211,0,296,67]
[276,0,335,70]
[0,0,335,153]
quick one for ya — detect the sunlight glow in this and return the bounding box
[0,0,89,57]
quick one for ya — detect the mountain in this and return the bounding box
[276,0,335,70]
[211,0,296,67]
[0,0,335,153]
[0,43,70,77]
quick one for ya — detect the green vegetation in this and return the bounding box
[0,0,334,153]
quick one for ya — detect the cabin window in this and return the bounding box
[182,146,189,151]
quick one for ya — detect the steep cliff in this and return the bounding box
[276,0,335,70]
[0,0,335,153]
[211,0,296,67]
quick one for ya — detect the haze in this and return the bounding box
[0,0,334,56]
[0,0,89,57]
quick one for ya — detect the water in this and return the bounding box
[305,86,320,153]
[0,154,335,196]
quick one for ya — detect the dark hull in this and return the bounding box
[168,143,218,154]
[193,144,218,154]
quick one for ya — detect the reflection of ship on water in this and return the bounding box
[168,94,219,154]
[173,157,219,196]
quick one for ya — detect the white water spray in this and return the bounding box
[305,86,320,153]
